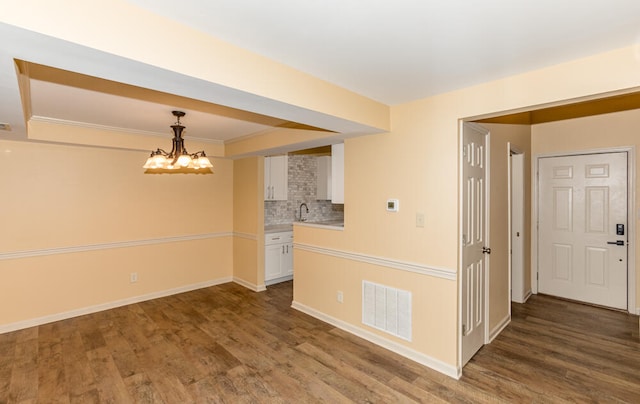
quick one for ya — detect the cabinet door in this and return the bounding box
[264,156,288,201]
[282,243,294,276]
[331,143,344,204]
[264,157,272,200]
[265,243,283,281]
[270,155,288,200]
[316,156,332,200]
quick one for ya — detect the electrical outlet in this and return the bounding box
[337,291,344,303]
[416,212,425,228]
[130,272,138,283]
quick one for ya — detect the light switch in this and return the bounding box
[416,213,425,228]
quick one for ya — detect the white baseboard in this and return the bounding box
[488,314,511,343]
[0,276,233,334]
[265,275,293,286]
[291,300,461,380]
[233,277,266,292]
[511,290,532,304]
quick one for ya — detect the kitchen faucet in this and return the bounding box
[299,203,309,222]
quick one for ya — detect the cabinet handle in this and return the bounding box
[286,245,288,253]
[282,245,284,254]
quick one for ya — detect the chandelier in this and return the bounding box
[143,111,213,171]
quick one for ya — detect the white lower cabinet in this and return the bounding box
[265,231,293,284]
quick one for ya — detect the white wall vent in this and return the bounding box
[362,280,412,341]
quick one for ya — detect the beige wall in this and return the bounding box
[0,139,234,328]
[294,45,640,375]
[233,157,265,288]
[481,123,532,332]
[532,109,640,308]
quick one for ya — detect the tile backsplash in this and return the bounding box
[264,154,344,226]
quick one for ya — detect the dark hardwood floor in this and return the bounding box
[1,281,639,403]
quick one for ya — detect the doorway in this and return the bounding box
[537,151,629,310]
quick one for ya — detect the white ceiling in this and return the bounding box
[2,1,640,150]
[129,0,640,105]
[29,79,287,143]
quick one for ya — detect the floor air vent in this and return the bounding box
[362,281,412,341]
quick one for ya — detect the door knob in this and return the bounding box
[607,240,625,246]
[482,247,491,254]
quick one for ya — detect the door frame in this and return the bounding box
[458,121,490,371]
[509,145,527,303]
[532,146,636,314]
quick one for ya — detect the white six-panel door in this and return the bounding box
[461,123,488,366]
[538,152,627,310]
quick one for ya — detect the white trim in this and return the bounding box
[629,148,637,314]
[0,277,232,334]
[488,314,511,343]
[234,232,258,241]
[0,232,239,261]
[233,277,266,292]
[294,243,456,280]
[484,129,492,344]
[457,120,464,373]
[532,154,539,295]
[30,115,224,144]
[509,148,526,304]
[508,142,513,309]
[534,147,636,314]
[291,300,461,379]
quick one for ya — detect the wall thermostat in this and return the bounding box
[386,199,399,212]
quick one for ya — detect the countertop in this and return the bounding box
[264,224,293,234]
[266,220,344,233]
[293,220,344,231]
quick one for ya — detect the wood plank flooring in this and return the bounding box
[1,281,639,403]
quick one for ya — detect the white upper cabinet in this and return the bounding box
[264,155,288,201]
[331,143,344,204]
[316,156,332,200]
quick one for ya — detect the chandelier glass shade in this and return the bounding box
[143,111,213,171]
